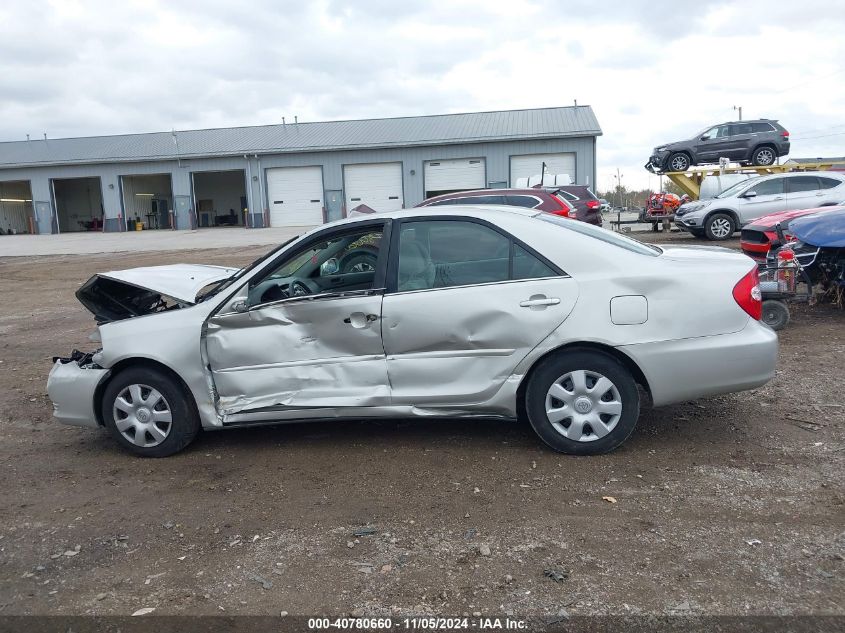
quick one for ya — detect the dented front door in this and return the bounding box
[204,290,389,417]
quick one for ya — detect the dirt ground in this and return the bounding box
[0,231,843,619]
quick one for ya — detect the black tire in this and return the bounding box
[751,146,776,167]
[101,367,200,457]
[340,250,378,273]
[667,152,691,172]
[704,213,735,241]
[762,300,790,331]
[525,351,640,455]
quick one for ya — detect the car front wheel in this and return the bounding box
[525,351,640,455]
[704,213,735,240]
[667,153,691,172]
[101,367,200,457]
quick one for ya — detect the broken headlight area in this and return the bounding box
[53,349,103,369]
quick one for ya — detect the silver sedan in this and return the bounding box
[47,206,777,457]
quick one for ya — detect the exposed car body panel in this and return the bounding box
[789,207,845,247]
[47,205,778,454]
[92,264,239,304]
[740,205,843,257]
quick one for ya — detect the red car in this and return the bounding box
[416,188,599,224]
[740,205,845,259]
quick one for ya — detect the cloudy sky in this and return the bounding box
[1,0,843,190]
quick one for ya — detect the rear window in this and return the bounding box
[505,195,542,208]
[787,176,819,193]
[751,122,776,133]
[538,215,661,256]
[818,176,843,189]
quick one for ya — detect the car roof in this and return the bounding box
[326,204,541,230]
[420,188,552,202]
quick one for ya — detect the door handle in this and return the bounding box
[343,312,379,328]
[520,296,560,308]
[774,196,784,200]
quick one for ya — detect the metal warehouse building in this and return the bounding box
[0,105,601,235]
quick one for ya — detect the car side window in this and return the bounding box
[395,220,559,292]
[818,177,842,189]
[465,195,506,205]
[732,123,752,135]
[787,176,820,193]
[750,178,784,196]
[247,225,384,306]
[505,195,541,208]
[751,122,775,133]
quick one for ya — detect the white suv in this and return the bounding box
[675,171,845,240]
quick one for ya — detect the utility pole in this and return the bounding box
[614,168,623,209]
[733,105,742,121]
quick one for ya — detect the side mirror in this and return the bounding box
[320,257,340,276]
[231,300,248,313]
[742,191,757,198]
[700,135,710,141]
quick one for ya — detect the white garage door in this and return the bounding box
[266,166,324,227]
[343,162,403,212]
[510,153,576,185]
[424,158,485,196]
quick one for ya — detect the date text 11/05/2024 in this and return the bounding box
[307,617,528,629]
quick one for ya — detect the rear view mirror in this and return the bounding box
[320,257,340,276]
[743,191,757,198]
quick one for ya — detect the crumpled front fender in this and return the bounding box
[46,360,109,429]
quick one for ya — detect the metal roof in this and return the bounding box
[0,106,601,169]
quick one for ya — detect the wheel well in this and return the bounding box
[703,208,739,229]
[93,358,197,427]
[515,342,652,420]
[752,142,776,153]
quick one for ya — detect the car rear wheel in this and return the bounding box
[667,153,691,172]
[102,367,200,457]
[762,299,790,331]
[705,213,735,240]
[525,351,640,455]
[751,146,776,166]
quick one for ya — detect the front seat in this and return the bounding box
[397,239,436,291]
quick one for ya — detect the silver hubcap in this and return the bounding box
[710,217,732,238]
[756,149,774,165]
[113,384,172,447]
[545,370,623,442]
[670,156,688,171]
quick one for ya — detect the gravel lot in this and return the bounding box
[0,231,843,618]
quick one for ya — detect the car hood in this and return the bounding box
[788,208,845,247]
[746,205,844,231]
[76,264,239,323]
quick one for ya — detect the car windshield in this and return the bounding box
[537,214,661,256]
[196,235,300,301]
[715,179,756,199]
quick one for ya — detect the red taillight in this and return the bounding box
[777,248,795,262]
[733,267,762,320]
[781,130,789,138]
[586,200,600,210]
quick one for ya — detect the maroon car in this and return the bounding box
[416,188,601,225]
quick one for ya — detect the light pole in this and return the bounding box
[733,105,742,121]
[613,169,623,209]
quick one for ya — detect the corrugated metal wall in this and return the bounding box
[0,136,595,234]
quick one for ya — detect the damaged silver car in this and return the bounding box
[47,206,778,457]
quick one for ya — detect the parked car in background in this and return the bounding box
[675,171,845,240]
[646,119,790,173]
[740,204,845,259]
[599,198,611,212]
[47,206,776,458]
[555,186,603,225]
[417,188,582,221]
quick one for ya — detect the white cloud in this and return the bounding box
[0,0,842,191]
